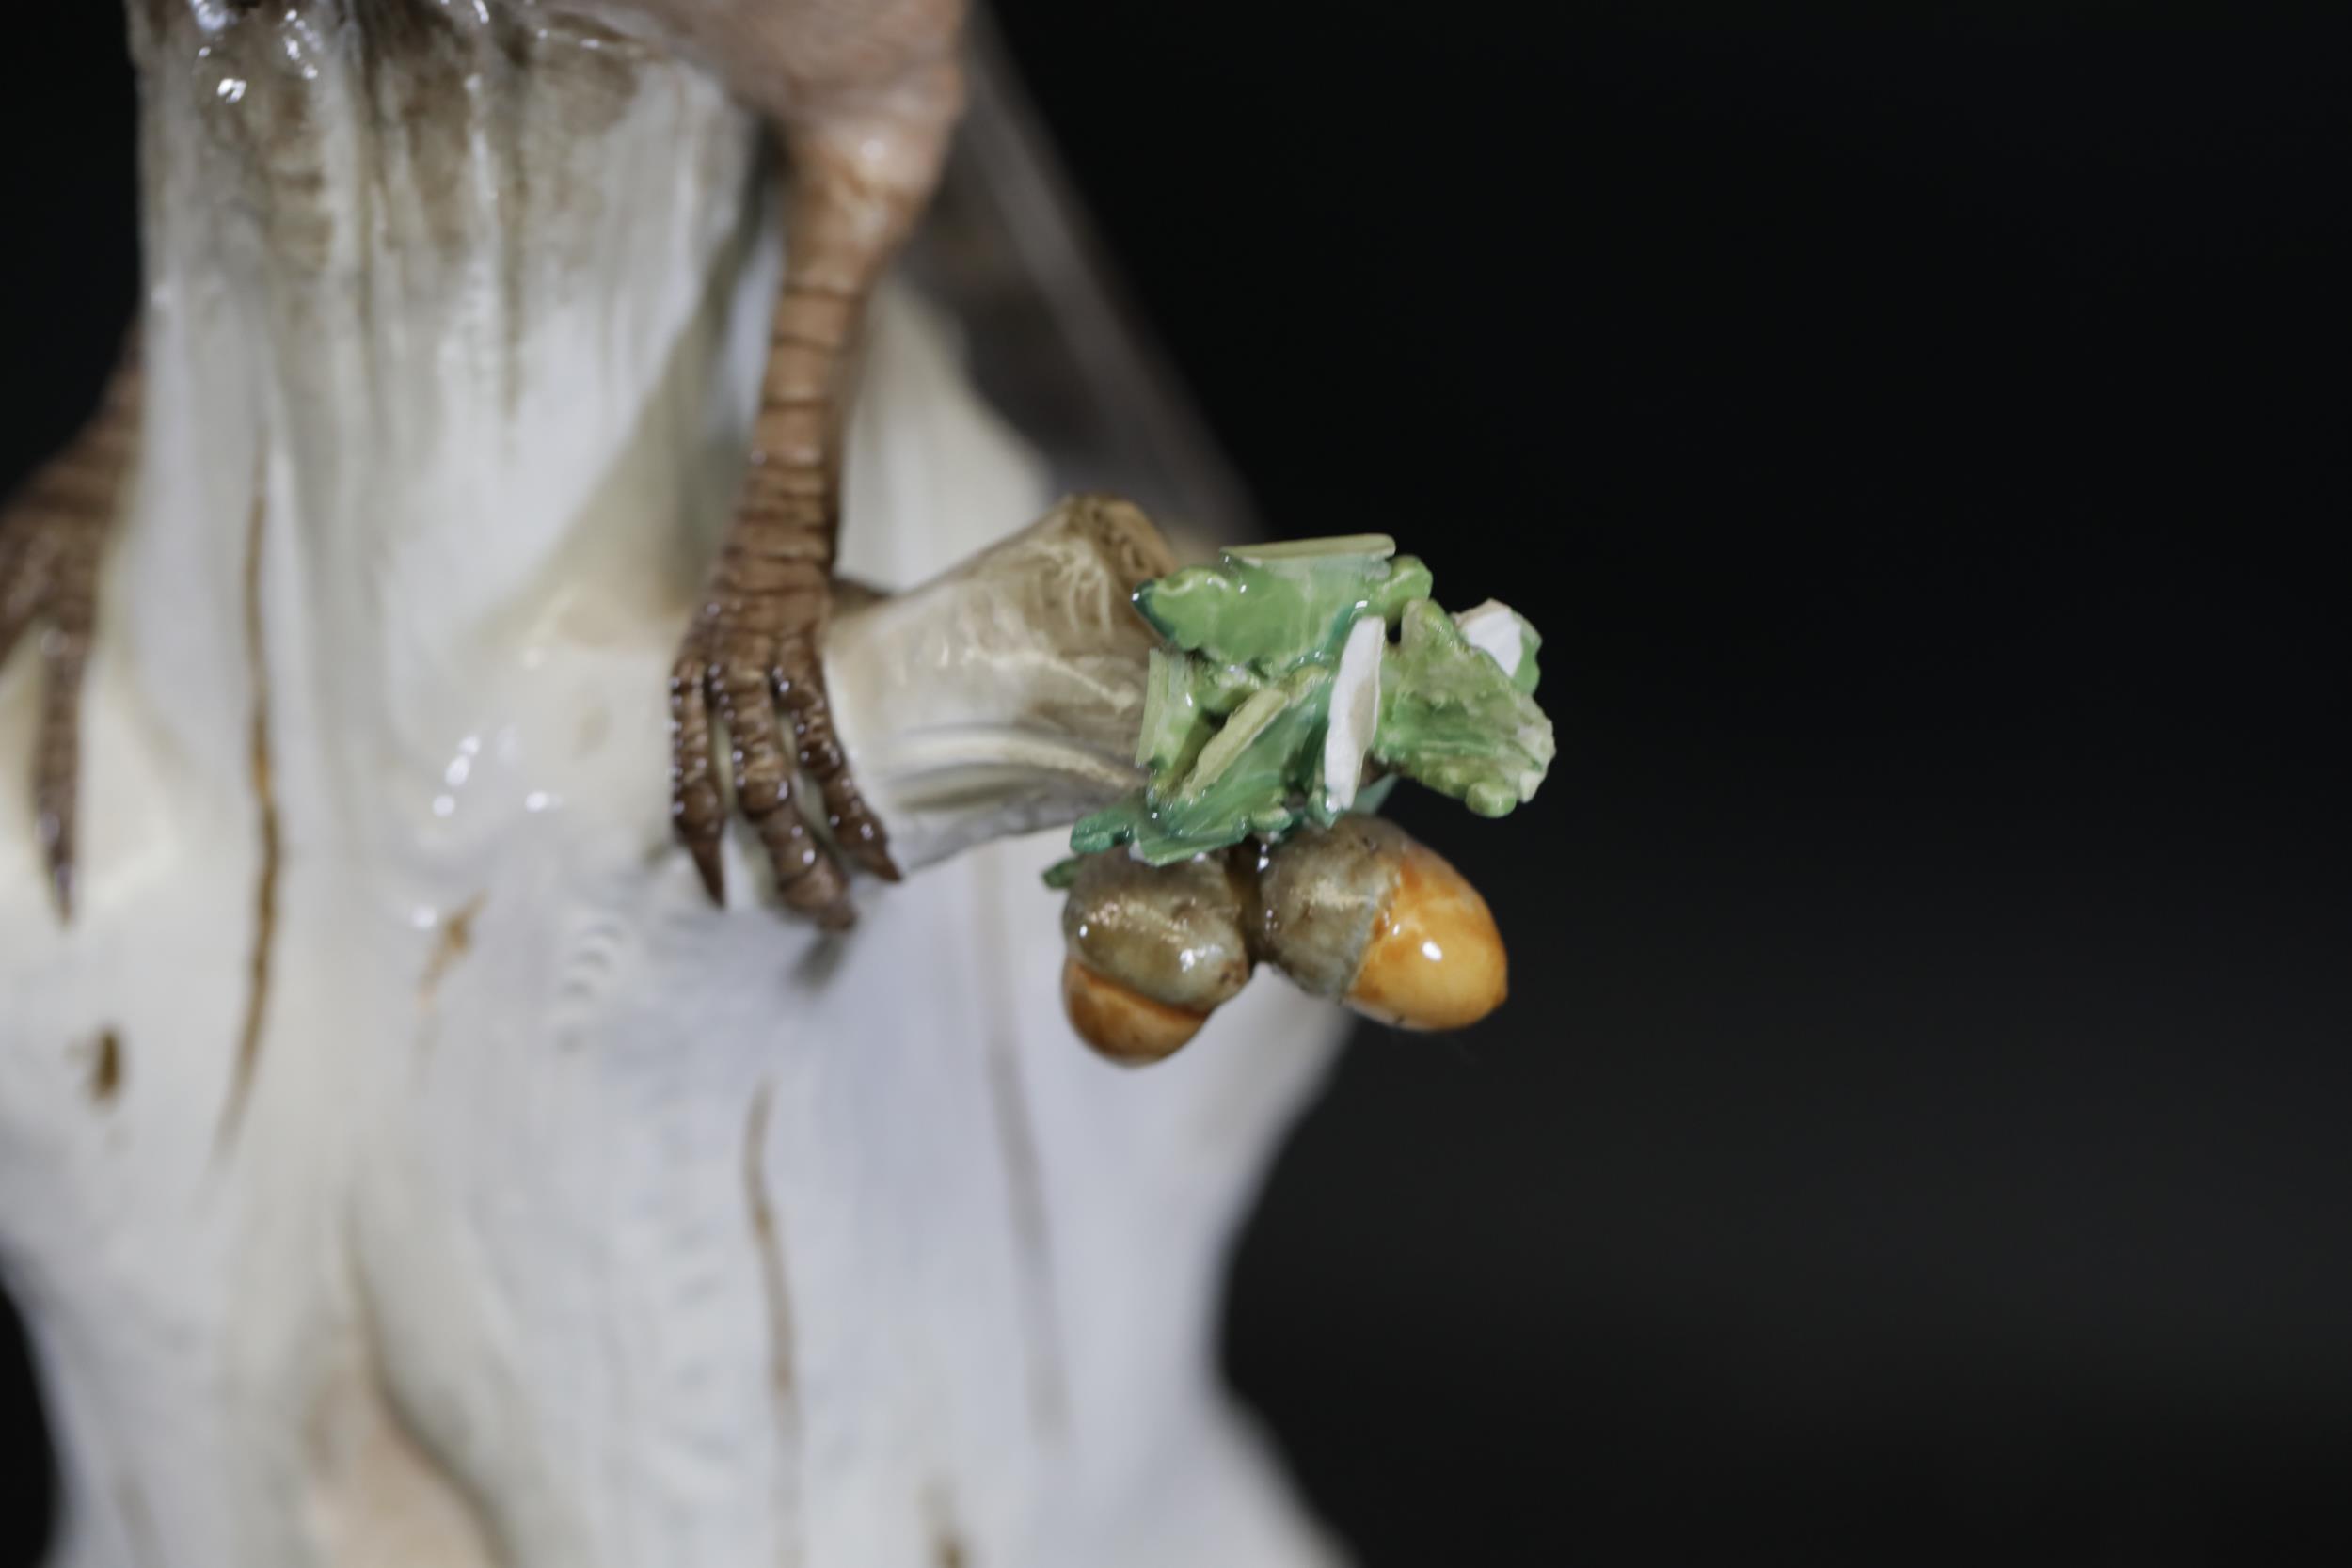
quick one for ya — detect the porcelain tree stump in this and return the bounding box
[0,7,1349,1565]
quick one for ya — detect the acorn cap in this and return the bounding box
[1060,850,1253,1013]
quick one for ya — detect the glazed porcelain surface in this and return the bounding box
[0,7,1346,1565]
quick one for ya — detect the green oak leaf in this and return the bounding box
[1371,599,1554,816]
[1134,537,1433,666]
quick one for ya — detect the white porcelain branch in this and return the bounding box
[825,494,1171,877]
[0,8,1348,1567]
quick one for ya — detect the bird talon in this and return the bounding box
[666,581,894,925]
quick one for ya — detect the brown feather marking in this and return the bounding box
[744,1077,796,1402]
[90,1029,123,1104]
[418,892,486,1004]
[216,459,280,1153]
[970,856,1067,1439]
[743,1076,806,1564]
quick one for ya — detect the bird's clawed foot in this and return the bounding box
[670,577,898,931]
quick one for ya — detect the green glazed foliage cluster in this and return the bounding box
[1049,536,1553,883]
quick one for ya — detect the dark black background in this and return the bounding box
[5,3,2350,1563]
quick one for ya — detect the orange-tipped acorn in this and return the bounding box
[1252,816,1507,1032]
[1058,852,1253,1066]
[1342,837,1508,1030]
[1061,958,1211,1065]
[1056,816,1506,1061]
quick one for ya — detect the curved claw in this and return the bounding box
[670,647,728,906]
[669,613,877,927]
[773,636,898,883]
[717,657,852,928]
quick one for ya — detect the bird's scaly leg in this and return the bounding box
[672,63,962,928]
